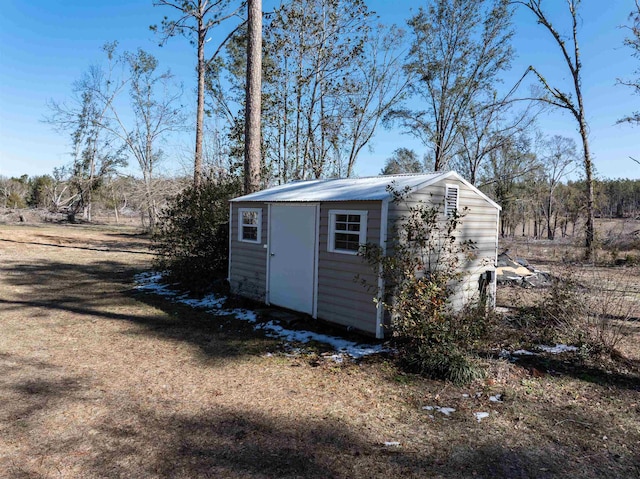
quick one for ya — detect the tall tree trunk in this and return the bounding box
[194,11,205,189]
[244,0,262,194]
[579,116,594,258]
[546,196,553,239]
[571,0,594,259]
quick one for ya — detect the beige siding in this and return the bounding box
[229,202,268,301]
[387,177,499,310]
[317,201,381,335]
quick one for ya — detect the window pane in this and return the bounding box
[243,226,258,240]
[335,239,359,251]
[347,223,360,232]
[336,214,348,222]
[335,232,359,251]
[334,239,348,250]
[335,222,347,231]
[348,214,360,223]
[242,211,257,225]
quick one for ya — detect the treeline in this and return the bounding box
[2,171,638,237]
[496,178,640,240]
[0,173,187,227]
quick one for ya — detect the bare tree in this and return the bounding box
[515,0,595,258]
[47,43,128,222]
[341,24,410,177]
[380,148,425,175]
[481,132,539,237]
[244,0,261,193]
[538,134,578,239]
[105,50,185,229]
[261,0,373,181]
[152,0,243,188]
[618,0,640,126]
[452,96,536,185]
[387,0,514,171]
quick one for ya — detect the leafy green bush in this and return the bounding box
[152,174,242,293]
[402,344,484,385]
[360,187,486,384]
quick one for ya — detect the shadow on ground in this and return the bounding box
[5,387,637,479]
[0,234,153,255]
[512,354,640,392]
[0,258,274,364]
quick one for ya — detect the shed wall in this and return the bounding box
[230,200,381,335]
[317,201,381,335]
[387,177,499,309]
[229,202,268,301]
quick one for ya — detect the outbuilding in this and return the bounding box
[228,171,501,338]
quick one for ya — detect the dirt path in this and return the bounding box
[1,224,638,478]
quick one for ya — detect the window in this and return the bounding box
[238,208,261,243]
[328,210,367,254]
[444,184,459,217]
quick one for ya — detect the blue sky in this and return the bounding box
[0,0,638,180]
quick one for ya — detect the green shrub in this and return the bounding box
[360,187,487,384]
[402,344,484,385]
[152,174,242,293]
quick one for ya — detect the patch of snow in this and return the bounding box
[474,412,490,422]
[135,272,385,358]
[423,405,455,416]
[254,320,384,358]
[231,309,258,323]
[383,441,401,447]
[180,295,227,309]
[437,407,456,416]
[436,407,456,416]
[489,394,502,403]
[537,344,578,354]
[498,349,512,359]
[328,354,344,363]
[462,393,470,398]
[512,349,536,356]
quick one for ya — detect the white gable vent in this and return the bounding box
[445,184,459,217]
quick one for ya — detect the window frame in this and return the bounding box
[238,207,262,244]
[328,209,368,255]
[444,184,459,218]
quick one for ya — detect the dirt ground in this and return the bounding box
[1,223,639,478]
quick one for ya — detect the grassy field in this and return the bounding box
[0,223,638,478]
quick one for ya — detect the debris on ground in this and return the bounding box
[496,251,552,287]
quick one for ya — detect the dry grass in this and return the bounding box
[0,223,639,478]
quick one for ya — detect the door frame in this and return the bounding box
[265,203,320,318]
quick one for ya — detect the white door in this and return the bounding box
[268,204,317,315]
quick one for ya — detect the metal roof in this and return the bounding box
[231,171,501,210]
[232,173,445,202]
